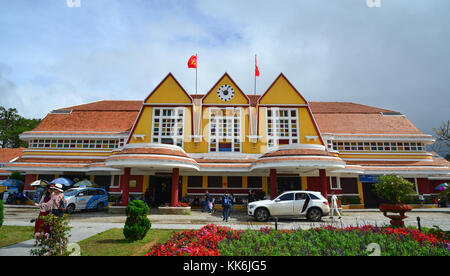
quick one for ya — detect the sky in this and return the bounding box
[0,0,449,139]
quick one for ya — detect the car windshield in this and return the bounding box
[64,189,81,196]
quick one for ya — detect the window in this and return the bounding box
[331,141,425,152]
[278,193,294,201]
[227,176,242,188]
[151,108,185,147]
[295,193,307,200]
[207,176,222,188]
[188,176,203,188]
[247,177,262,188]
[267,108,299,148]
[29,139,124,150]
[209,108,241,152]
[330,177,341,190]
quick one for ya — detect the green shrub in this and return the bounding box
[30,214,72,256]
[0,200,3,228]
[340,196,361,205]
[123,200,151,241]
[375,175,416,204]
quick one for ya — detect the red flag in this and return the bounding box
[188,55,197,69]
[255,55,260,77]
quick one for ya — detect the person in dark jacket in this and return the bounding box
[222,191,232,222]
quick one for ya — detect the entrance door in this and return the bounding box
[362,182,384,208]
[149,176,171,207]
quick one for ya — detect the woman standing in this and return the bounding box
[33,184,51,234]
[33,184,66,233]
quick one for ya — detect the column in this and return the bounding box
[181,176,188,198]
[121,168,131,206]
[270,169,277,199]
[319,169,328,199]
[301,176,308,191]
[356,177,365,206]
[171,168,179,207]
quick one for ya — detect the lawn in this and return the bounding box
[77,228,175,256]
[0,226,35,248]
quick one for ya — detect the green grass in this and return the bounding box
[0,226,35,248]
[77,228,176,256]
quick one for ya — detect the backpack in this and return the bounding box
[223,196,231,206]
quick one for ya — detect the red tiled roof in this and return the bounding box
[261,148,332,158]
[29,111,139,133]
[309,102,394,114]
[0,148,24,163]
[314,113,423,135]
[25,100,424,136]
[61,100,142,111]
[113,146,190,158]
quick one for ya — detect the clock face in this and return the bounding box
[217,84,235,102]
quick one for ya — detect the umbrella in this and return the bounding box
[50,177,74,188]
[73,179,98,188]
[30,179,49,187]
[434,183,449,191]
[0,179,23,187]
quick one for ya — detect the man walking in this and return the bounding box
[330,192,341,219]
[202,190,211,213]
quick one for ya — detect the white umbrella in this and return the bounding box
[73,179,98,188]
[30,180,49,187]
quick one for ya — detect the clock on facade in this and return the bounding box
[217,84,235,101]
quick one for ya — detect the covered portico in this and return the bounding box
[250,145,346,199]
[105,144,199,206]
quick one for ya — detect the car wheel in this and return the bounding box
[307,208,322,222]
[254,208,270,222]
[96,202,104,212]
[66,204,76,214]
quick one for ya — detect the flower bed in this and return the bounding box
[147,224,450,256]
[148,224,240,256]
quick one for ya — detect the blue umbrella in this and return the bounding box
[50,177,74,188]
[434,183,449,191]
[0,179,23,187]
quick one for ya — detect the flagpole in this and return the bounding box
[196,53,198,94]
[254,54,257,95]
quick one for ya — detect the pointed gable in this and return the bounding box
[258,73,307,105]
[202,73,249,105]
[145,73,192,105]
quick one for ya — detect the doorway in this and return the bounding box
[362,182,384,208]
[277,177,302,195]
[148,176,172,207]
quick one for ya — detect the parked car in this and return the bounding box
[64,187,108,213]
[248,190,330,222]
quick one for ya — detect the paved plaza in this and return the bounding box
[1,206,449,256]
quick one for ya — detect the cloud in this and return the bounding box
[0,0,448,137]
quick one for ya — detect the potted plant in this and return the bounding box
[374,175,416,227]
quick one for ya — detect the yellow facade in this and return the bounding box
[258,74,307,105]
[202,73,249,105]
[144,73,192,104]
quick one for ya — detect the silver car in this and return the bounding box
[248,190,330,222]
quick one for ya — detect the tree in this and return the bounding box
[430,120,450,158]
[0,106,41,148]
[433,120,450,147]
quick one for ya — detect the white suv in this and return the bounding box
[248,190,330,222]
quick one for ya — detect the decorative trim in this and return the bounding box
[133,134,146,141]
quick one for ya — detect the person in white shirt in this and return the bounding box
[330,192,341,219]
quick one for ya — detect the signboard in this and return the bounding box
[359,175,380,183]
